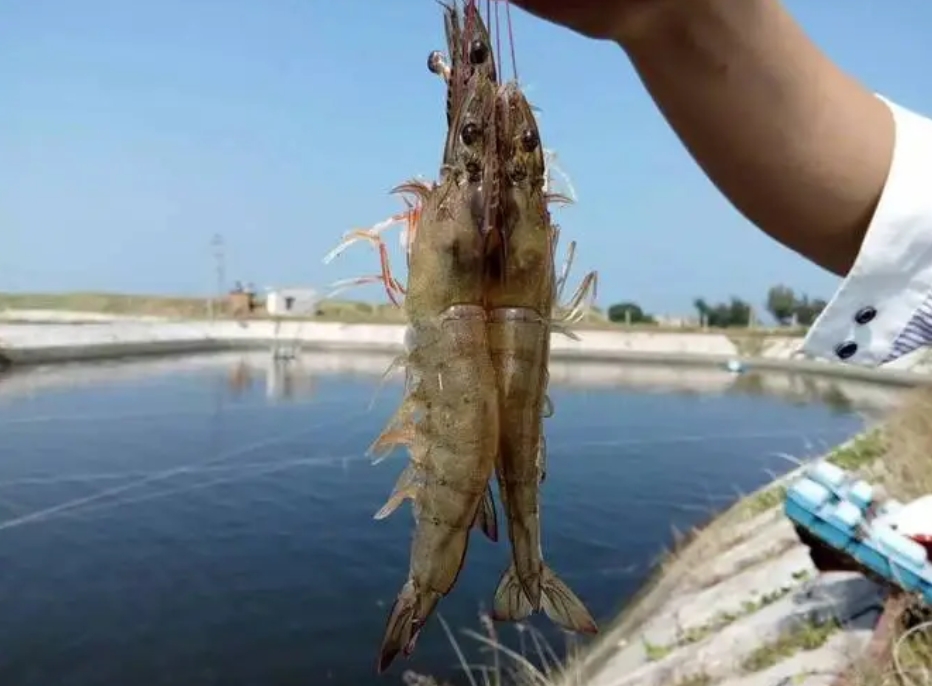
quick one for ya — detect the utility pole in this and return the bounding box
[209,233,226,319]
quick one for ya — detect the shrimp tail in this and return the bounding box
[540,565,598,634]
[492,564,599,635]
[491,565,534,622]
[377,579,442,673]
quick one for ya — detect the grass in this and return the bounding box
[642,639,672,662]
[641,585,797,662]
[846,389,932,686]
[733,484,789,520]
[844,610,932,686]
[732,428,886,521]
[0,291,412,323]
[401,613,590,686]
[828,430,887,471]
[0,291,814,334]
[677,587,794,646]
[0,292,214,319]
[890,616,932,685]
[672,673,713,686]
[740,618,840,673]
[872,386,932,501]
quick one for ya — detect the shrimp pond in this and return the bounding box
[0,350,903,685]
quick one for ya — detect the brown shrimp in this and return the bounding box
[484,80,598,634]
[364,56,503,674]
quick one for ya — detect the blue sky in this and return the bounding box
[2,1,930,315]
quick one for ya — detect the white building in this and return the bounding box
[265,288,320,317]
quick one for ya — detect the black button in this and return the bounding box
[835,341,858,360]
[854,306,877,325]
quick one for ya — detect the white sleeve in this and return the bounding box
[801,96,932,367]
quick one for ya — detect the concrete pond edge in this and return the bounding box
[1,319,931,388]
[564,431,911,686]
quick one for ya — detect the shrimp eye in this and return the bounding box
[520,129,539,152]
[427,50,444,74]
[468,39,489,65]
[461,122,481,146]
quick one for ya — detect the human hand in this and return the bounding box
[506,0,663,42]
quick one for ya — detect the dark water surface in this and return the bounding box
[0,352,895,686]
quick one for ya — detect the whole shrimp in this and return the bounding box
[369,58,504,673]
[485,81,598,634]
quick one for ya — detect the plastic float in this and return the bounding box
[724,359,746,374]
[784,461,932,604]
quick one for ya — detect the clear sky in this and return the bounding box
[2,1,930,315]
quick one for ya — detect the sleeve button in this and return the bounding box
[854,306,877,325]
[835,341,858,360]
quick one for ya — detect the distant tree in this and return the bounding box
[607,301,654,324]
[794,296,828,327]
[766,285,797,325]
[727,297,752,328]
[694,296,752,328]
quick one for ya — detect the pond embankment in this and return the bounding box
[561,433,908,686]
[2,314,932,385]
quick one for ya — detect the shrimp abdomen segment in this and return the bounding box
[377,304,499,672]
[488,306,597,635]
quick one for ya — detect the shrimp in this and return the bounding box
[370,52,504,673]
[485,80,598,634]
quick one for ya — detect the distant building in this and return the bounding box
[225,286,258,319]
[266,288,320,317]
[653,315,700,328]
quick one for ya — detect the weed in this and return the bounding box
[673,671,713,686]
[741,618,840,673]
[827,430,886,471]
[643,639,672,662]
[735,485,788,519]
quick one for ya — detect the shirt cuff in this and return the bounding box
[801,96,932,367]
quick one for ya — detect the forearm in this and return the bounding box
[616,0,894,276]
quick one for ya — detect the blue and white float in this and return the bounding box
[784,460,932,603]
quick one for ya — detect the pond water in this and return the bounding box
[0,351,901,686]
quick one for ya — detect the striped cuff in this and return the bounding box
[801,96,932,367]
